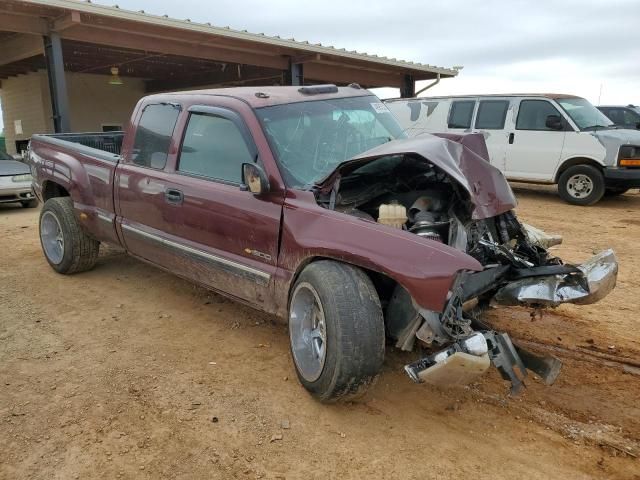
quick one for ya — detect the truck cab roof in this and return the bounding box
[153,84,373,108]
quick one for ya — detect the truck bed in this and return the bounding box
[29,132,123,246]
[33,132,124,160]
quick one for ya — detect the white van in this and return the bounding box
[385,94,640,205]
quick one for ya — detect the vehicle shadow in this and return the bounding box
[509,182,640,207]
[0,202,40,215]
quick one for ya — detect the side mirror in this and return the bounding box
[545,115,564,130]
[241,163,270,195]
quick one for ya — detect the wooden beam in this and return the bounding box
[71,14,289,57]
[303,62,402,88]
[59,25,289,71]
[289,53,321,64]
[0,11,48,35]
[0,34,43,66]
[53,11,81,32]
[145,64,280,93]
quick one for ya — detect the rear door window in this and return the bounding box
[475,100,509,129]
[516,100,562,131]
[447,100,476,129]
[178,112,254,184]
[131,103,181,169]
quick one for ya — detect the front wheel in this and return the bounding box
[39,197,100,274]
[288,260,385,402]
[558,165,605,206]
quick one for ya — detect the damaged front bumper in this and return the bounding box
[405,330,561,395]
[402,249,618,393]
[493,249,618,307]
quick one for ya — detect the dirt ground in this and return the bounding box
[1,185,639,480]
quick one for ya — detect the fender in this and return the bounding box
[276,191,482,315]
[553,156,606,182]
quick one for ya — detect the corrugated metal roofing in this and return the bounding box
[20,0,460,77]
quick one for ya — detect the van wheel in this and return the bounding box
[288,260,385,402]
[39,197,100,274]
[558,165,605,206]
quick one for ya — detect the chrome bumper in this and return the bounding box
[493,249,618,307]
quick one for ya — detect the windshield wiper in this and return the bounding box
[582,124,615,131]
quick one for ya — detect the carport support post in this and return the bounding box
[285,60,304,86]
[43,33,71,133]
[400,74,415,98]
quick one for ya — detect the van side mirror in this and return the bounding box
[545,115,564,130]
[241,163,270,195]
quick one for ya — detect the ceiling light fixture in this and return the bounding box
[108,66,123,85]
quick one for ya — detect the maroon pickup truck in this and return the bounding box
[28,84,617,401]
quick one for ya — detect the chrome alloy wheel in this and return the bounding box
[40,210,64,264]
[566,174,594,199]
[289,282,327,382]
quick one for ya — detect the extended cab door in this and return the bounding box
[504,99,567,181]
[115,99,284,311]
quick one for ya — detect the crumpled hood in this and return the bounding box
[592,127,640,145]
[589,128,640,165]
[0,160,30,176]
[316,133,517,220]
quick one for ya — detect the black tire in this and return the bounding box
[557,164,605,206]
[604,187,629,197]
[39,197,100,274]
[21,199,38,208]
[288,260,385,402]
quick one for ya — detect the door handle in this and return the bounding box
[508,133,515,144]
[164,188,184,205]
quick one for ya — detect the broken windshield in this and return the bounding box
[256,95,407,187]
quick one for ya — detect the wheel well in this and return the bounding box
[554,158,604,183]
[288,257,397,312]
[42,181,70,201]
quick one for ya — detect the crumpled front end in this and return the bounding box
[313,133,618,394]
[394,214,617,394]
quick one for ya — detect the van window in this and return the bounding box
[475,100,509,129]
[178,113,254,184]
[131,104,180,169]
[448,101,475,129]
[516,100,562,131]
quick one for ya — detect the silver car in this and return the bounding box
[0,151,38,208]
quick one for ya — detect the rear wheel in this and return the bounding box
[39,197,99,274]
[288,260,385,402]
[558,165,605,206]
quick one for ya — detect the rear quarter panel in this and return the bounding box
[29,137,120,245]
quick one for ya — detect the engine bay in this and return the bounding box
[317,154,558,269]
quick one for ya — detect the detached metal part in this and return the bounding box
[522,223,563,249]
[405,331,532,395]
[493,249,618,307]
[483,332,527,395]
[404,333,491,385]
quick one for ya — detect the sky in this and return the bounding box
[1,0,639,131]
